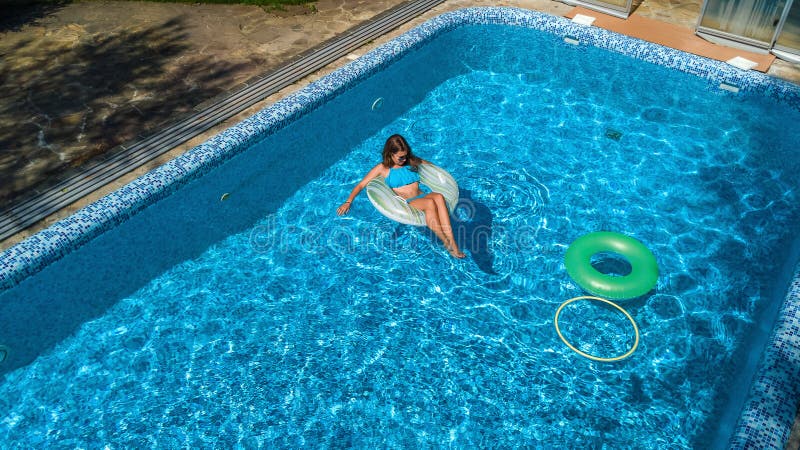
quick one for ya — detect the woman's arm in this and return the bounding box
[337,164,385,216]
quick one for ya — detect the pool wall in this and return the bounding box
[1,7,798,448]
[728,263,800,449]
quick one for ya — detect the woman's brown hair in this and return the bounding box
[381,134,421,169]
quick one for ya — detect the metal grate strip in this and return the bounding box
[0,0,446,241]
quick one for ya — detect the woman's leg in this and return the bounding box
[427,193,463,255]
[409,195,465,258]
[409,197,450,246]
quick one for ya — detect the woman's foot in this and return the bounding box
[447,246,466,259]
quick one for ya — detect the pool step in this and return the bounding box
[0,0,446,243]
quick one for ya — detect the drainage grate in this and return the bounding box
[0,0,446,243]
[605,129,622,141]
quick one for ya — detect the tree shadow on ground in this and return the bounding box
[0,14,252,206]
[0,0,71,32]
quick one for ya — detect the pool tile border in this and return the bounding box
[728,263,800,449]
[1,7,799,448]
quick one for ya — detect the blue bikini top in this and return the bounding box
[385,165,420,188]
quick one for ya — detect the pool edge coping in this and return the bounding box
[1,7,799,448]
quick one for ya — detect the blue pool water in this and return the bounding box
[2,18,800,448]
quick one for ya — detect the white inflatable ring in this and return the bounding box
[366,163,459,226]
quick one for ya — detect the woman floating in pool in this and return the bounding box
[337,134,465,258]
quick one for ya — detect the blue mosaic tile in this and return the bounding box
[1,7,799,447]
[729,263,800,449]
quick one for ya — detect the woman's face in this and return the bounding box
[391,150,408,166]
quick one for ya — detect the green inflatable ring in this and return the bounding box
[564,231,658,300]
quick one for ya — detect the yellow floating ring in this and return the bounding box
[554,296,639,362]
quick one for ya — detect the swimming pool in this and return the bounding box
[1,7,799,448]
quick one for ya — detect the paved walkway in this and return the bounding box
[1,0,799,253]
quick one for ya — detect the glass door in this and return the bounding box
[773,0,800,60]
[697,0,788,48]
